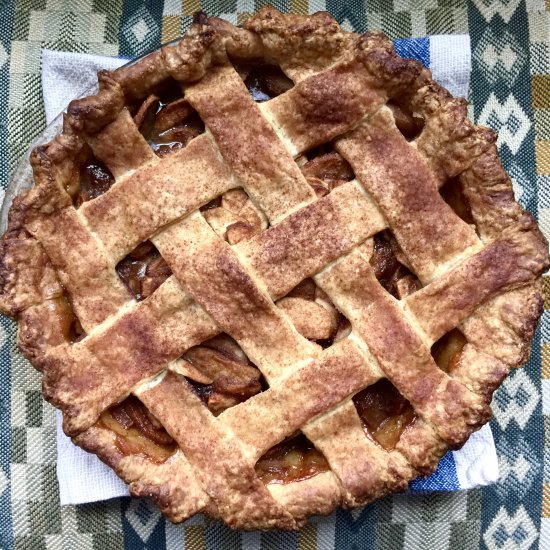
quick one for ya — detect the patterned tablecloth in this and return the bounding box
[0,1,549,549]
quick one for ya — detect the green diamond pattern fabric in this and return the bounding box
[1,1,549,549]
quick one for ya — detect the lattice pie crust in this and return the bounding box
[0,7,548,530]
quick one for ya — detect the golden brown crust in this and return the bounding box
[23,201,131,330]
[315,248,492,448]
[396,418,447,475]
[244,6,353,81]
[460,283,544,373]
[1,6,548,530]
[67,71,125,134]
[161,22,226,84]
[17,299,71,363]
[336,106,480,283]
[185,65,315,221]
[266,472,341,522]
[405,219,550,344]
[73,426,210,522]
[112,51,169,101]
[460,144,544,241]
[138,371,297,530]
[0,235,62,316]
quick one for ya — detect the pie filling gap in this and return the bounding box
[100,395,178,464]
[353,379,417,451]
[135,91,205,158]
[236,61,294,102]
[370,229,421,299]
[439,176,476,228]
[201,187,269,245]
[115,240,172,302]
[387,99,425,141]
[298,146,355,198]
[430,328,467,374]
[277,277,351,347]
[255,432,330,485]
[180,334,265,416]
[75,158,115,207]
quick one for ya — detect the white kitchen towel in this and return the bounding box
[42,36,499,507]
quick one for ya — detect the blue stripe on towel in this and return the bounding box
[410,450,461,492]
[393,37,430,68]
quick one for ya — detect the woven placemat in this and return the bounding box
[0,1,548,549]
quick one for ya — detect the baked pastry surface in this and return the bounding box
[0,6,548,530]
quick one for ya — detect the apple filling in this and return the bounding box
[180,335,263,416]
[115,241,172,301]
[100,395,177,464]
[75,160,116,206]
[298,149,355,197]
[431,328,467,373]
[133,93,205,157]
[201,188,269,245]
[255,433,329,485]
[353,379,416,450]
[241,63,294,102]
[277,277,350,346]
[370,230,421,299]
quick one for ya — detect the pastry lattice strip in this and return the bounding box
[3,10,548,530]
